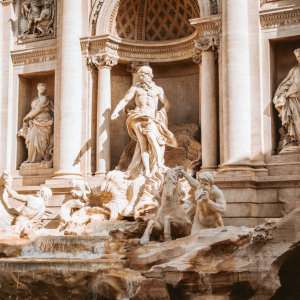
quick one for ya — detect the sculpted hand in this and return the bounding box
[111,111,119,120]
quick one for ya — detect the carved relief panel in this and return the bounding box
[18,0,56,42]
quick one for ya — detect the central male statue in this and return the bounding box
[111,66,177,179]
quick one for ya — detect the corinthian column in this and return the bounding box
[195,36,219,170]
[221,0,263,170]
[53,0,83,178]
[94,55,118,175]
[0,0,12,172]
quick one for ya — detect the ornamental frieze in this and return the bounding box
[11,47,56,65]
[260,7,300,28]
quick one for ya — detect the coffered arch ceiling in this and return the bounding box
[114,0,200,41]
[93,0,219,37]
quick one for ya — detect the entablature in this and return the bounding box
[80,33,197,63]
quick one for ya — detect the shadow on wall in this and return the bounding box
[271,244,300,300]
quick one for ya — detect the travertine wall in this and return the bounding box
[153,62,199,127]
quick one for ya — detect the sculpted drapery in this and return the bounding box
[273,48,300,153]
[18,83,54,164]
[111,66,177,179]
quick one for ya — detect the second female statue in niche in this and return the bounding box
[273,48,300,153]
[18,83,54,166]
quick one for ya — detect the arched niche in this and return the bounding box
[84,0,212,169]
[94,0,217,37]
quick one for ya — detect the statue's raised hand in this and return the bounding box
[111,111,119,120]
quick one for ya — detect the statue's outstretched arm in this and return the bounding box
[6,187,28,203]
[182,171,199,189]
[111,87,136,120]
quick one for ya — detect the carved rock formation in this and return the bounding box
[0,207,299,299]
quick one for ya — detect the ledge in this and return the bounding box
[80,33,197,63]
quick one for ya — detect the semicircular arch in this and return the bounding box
[94,0,214,37]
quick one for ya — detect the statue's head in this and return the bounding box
[37,83,47,95]
[38,186,52,202]
[294,48,300,63]
[136,65,153,84]
[0,171,10,187]
[197,172,214,191]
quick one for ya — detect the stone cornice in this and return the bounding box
[0,0,13,6]
[260,6,300,28]
[190,15,221,38]
[11,47,56,65]
[80,32,197,63]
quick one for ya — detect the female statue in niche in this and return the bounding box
[273,48,300,153]
[18,83,54,166]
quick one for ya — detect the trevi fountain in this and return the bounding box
[0,0,300,299]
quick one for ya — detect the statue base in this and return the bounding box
[19,161,53,177]
[279,144,300,155]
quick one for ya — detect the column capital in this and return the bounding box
[194,35,219,52]
[88,54,118,70]
[192,49,202,64]
[0,0,13,6]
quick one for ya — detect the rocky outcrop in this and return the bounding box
[0,208,300,299]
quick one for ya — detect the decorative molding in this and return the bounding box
[260,7,300,28]
[192,49,202,64]
[11,47,56,65]
[89,0,105,36]
[80,32,197,63]
[190,15,221,38]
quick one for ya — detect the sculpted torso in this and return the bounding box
[132,86,161,118]
[32,96,52,121]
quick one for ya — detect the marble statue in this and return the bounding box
[273,48,300,153]
[6,185,51,237]
[0,172,52,237]
[20,0,55,38]
[0,172,14,228]
[140,167,191,244]
[181,171,226,233]
[117,123,202,172]
[111,65,177,179]
[59,181,108,235]
[18,83,54,167]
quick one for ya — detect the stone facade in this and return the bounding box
[0,0,300,299]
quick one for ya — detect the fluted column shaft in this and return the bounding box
[94,55,117,174]
[195,36,219,170]
[54,0,83,178]
[221,0,262,166]
[0,1,11,172]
